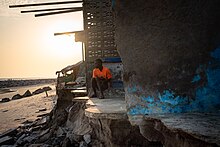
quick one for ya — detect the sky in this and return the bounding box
[0,0,83,79]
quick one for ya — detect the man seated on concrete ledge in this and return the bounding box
[91,59,112,99]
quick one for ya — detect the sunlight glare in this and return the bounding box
[51,34,82,59]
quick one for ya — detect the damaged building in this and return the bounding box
[5,0,220,146]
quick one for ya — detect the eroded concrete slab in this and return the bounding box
[145,113,220,146]
[72,96,89,102]
[85,97,127,120]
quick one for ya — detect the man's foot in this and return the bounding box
[99,94,104,99]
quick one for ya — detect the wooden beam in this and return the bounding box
[35,9,82,17]
[21,7,82,13]
[9,1,82,8]
[54,30,84,36]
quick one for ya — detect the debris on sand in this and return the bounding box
[22,90,32,97]
[11,94,22,100]
[0,98,10,103]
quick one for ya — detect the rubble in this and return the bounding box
[0,136,14,145]
[38,108,47,112]
[42,86,52,91]
[11,94,22,100]
[34,116,49,126]
[32,88,45,95]
[0,98,10,103]
[0,128,17,138]
[83,134,91,144]
[15,134,26,145]
[0,92,218,146]
[0,80,218,147]
[0,86,53,105]
[79,141,88,147]
[37,113,50,118]
[22,90,32,97]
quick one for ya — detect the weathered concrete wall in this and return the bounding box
[114,0,220,114]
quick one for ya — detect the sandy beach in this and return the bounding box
[0,84,57,134]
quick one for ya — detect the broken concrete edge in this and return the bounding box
[148,113,220,146]
[85,111,128,120]
[72,96,128,120]
[72,96,89,102]
[0,128,18,138]
[128,113,220,146]
[74,96,218,145]
[0,136,14,145]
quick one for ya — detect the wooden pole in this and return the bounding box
[35,9,82,17]
[54,30,83,36]
[82,42,84,61]
[21,7,82,13]
[9,1,82,8]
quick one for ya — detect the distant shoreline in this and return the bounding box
[0,78,56,88]
[0,77,55,81]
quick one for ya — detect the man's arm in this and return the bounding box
[92,69,97,78]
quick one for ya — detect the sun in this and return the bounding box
[42,33,83,62]
[54,34,82,58]
[38,14,83,64]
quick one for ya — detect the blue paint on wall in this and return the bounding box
[129,105,150,115]
[127,47,220,115]
[211,47,220,60]
[103,57,122,63]
[194,47,220,111]
[192,75,201,83]
[141,96,154,103]
[127,86,137,93]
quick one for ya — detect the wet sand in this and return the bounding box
[0,84,57,134]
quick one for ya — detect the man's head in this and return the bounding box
[95,58,102,68]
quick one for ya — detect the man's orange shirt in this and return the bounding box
[93,66,112,79]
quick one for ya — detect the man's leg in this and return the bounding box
[91,78,98,97]
[95,78,105,99]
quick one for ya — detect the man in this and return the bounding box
[91,59,112,99]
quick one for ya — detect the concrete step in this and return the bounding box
[85,97,127,120]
